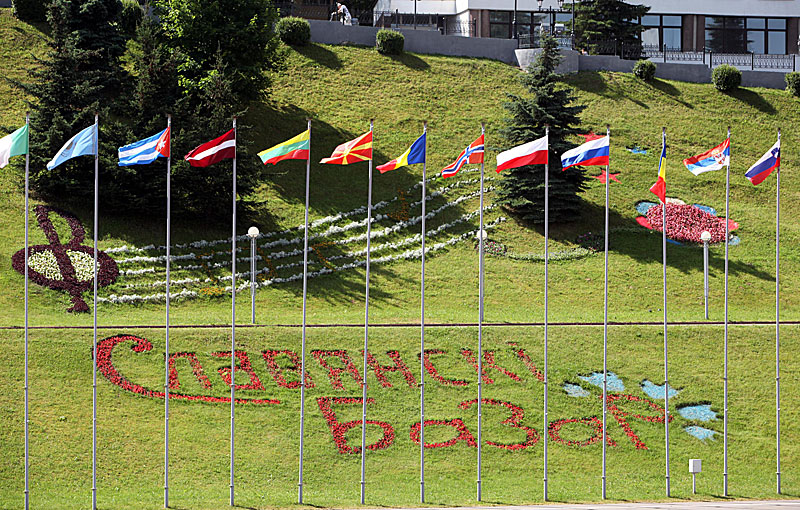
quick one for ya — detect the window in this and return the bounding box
[489,10,510,38]
[706,16,787,54]
[640,14,683,51]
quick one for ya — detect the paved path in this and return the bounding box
[384,502,800,510]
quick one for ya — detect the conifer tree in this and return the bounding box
[572,0,649,55]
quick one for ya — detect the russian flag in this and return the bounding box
[745,140,780,186]
[560,136,609,170]
[683,138,730,176]
[496,135,548,172]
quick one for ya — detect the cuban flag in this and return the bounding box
[442,135,484,178]
[745,140,780,186]
[118,127,170,166]
[560,135,609,170]
[683,138,730,176]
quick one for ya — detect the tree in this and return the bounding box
[496,35,589,224]
[573,0,649,57]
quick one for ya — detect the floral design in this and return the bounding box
[636,201,738,244]
[317,396,395,454]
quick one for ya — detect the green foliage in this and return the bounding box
[633,59,656,81]
[712,64,742,92]
[117,0,144,39]
[376,29,404,55]
[12,0,47,23]
[497,35,589,224]
[786,72,800,97]
[276,16,310,46]
[573,0,649,56]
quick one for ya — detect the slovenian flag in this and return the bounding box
[560,135,609,170]
[118,127,170,166]
[442,135,484,179]
[496,135,548,172]
[683,138,730,176]
[745,140,780,186]
[377,133,426,173]
[650,143,667,203]
[258,129,310,165]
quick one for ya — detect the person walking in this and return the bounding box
[336,2,352,25]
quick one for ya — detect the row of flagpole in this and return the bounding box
[0,115,783,508]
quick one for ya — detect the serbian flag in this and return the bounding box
[650,144,667,203]
[745,140,780,185]
[496,135,548,172]
[320,131,372,164]
[258,129,310,165]
[377,133,425,173]
[683,138,730,176]
[442,135,484,178]
[184,129,235,167]
[560,136,609,170]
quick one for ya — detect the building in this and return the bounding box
[373,0,800,54]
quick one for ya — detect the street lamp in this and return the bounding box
[513,0,518,40]
[247,226,260,324]
[700,230,711,319]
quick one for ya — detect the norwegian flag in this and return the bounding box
[441,135,484,178]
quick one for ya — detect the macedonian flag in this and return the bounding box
[320,131,373,165]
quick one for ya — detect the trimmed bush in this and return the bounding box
[632,59,656,81]
[118,0,144,39]
[276,16,311,46]
[712,64,742,92]
[12,0,47,22]
[376,29,404,55]
[786,72,800,97]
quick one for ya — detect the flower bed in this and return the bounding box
[636,201,738,244]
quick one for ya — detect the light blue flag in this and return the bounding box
[47,124,97,170]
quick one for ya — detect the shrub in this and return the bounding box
[786,72,800,97]
[276,16,311,46]
[712,64,741,92]
[12,0,47,22]
[376,29,404,55]
[632,59,656,81]
[118,0,144,39]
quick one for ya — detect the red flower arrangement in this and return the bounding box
[169,352,212,390]
[409,419,477,448]
[262,349,315,389]
[459,398,539,450]
[419,349,468,386]
[212,350,265,390]
[605,393,673,449]
[515,348,545,381]
[316,396,395,454]
[548,417,615,447]
[460,349,522,384]
[364,350,417,388]
[639,203,738,243]
[312,350,363,390]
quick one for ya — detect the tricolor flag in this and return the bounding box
[0,124,28,168]
[47,124,97,170]
[184,129,236,167]
[560,135,609,170]
[377,133,425,173]
[320,131,372,165]
[650,144,667,203]
[118,127,170,166]
[745,140,780,186]
[683,138,730,175]
[258,129,310,165]
[442,135,484,178]
[496,135,548,172]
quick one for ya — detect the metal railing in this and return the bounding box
[518,33,573,50]
[444,20,477,37]
[710,52,795,71]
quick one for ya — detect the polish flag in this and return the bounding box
[496,135,548,172]
[184,129,236,167]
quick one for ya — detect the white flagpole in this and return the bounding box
[662,126,670,498]
[775,128,782,495]
[477,122,485,502]
[602,124,610,500]
[360,119,374,505]
[723,125,731,497]
[164,114,172,509]
[543,124,550,502]
[230,116,238,507]
[91,112,99,510]
[298,118,312,504]
[419,121,427,504]
[23,112,30,510]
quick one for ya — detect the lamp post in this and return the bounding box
[701,230,711,319]
[247,226,259,324]
[513,0,517,39]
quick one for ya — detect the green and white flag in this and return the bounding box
[0,124,28,168]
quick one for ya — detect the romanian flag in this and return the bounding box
[258,129,310,165]
[650,143,667,203]
[320,131,372,165]
[376,133,426,173]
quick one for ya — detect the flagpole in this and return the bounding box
[602,124,610,500]
[723,125,730,498]
[543,124,550,502]
[23,112,30,510]
[477,122,485,502]
[91,112,99,510]
[360,119,374,505]
[419,121,428,504]
[662,126,670,498]
[164,114,172,510]
[775,128,782,495]
[298,118,312,504]
[230,116,238,507]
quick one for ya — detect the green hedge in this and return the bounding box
[277,16,311,46]
[632,60,656,81]
[376,29,404,55]
[712,64,742,92]
[786,72,800,97]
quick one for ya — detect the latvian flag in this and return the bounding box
[745,140,780,186]
[496,135,548,172]
[442,135,484,178]
[184,129,236,167]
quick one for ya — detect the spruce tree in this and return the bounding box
[573,0,649,56]
[496,35,589,224]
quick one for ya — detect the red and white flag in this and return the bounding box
[184,129,236,167]
[496,135,548,172]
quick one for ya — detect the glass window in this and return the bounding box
[490,11,510,23]
[747,31,765,53]
[642,27,659,46]
[663,15,682,27]
[555,13,572,23]
[705,30,724,52]
[642,14,659,26]
[706,17,722,28]
[727,18,745,29]
[490,24,509,38]
[517,12,531,24]
[533,13,548,24]
[663,27,681,49]
[768,18,786,30]
[768,31,786,54]
[747,18,765,29]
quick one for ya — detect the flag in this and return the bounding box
[377,133,425,173]
[496,135,548,172]
[184,129,236,167]
[560,135,610,170]
[320,131,372,164]
[118,127,170,166]
[683,138,730,175]
[442,135,484,178]
[650,144,667,203]
[47,124,96,170]
[258,129,310,165]
[0,124,28,168]
[745,140,780,186]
